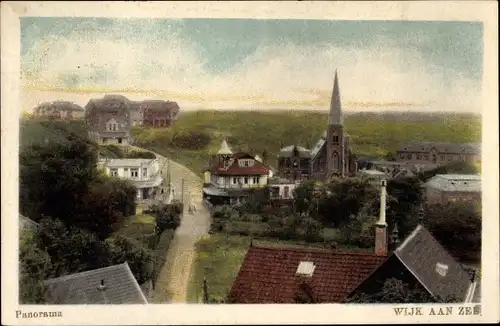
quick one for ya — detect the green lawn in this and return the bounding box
[116,213,156,248]
[134,110,482,177]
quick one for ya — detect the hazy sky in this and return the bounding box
[21,18,483,112]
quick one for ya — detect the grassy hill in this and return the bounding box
[19,111,481,177]
[133,110,482,176]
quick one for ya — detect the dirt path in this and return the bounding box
[126,146,211,303]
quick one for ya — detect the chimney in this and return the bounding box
[375,179,388,256]
[97,279,106,291]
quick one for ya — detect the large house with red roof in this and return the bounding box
[203,139,273,206]
[227,180,480,304]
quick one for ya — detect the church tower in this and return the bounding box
[216,139,233,169]
[326,70,346,178]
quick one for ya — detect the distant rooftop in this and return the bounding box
[425,174,481,192]
[398,142,481,155]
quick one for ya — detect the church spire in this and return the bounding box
[328,69,343,125]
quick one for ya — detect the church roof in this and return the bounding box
[217,139,233,155]
[279,145,311,158]
[328,70,343,125]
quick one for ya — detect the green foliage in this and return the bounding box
[106,234,153,284]
[424,201,481,263]
[34,218,112,278]
[20,136,137,239]
[346,278,436,303]
[171,130,211,150]
[152,229,175,282]
[19,231,52,304]
[149,202,182,234]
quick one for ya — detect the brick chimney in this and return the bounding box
[375,179,388,256]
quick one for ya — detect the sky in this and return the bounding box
[20,18,483,113]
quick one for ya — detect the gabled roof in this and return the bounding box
[278,145,311,158]
[394,225,473,302]
[310,131,327,160]
[424,174,481,192]
[44,262,147,304]
[397,142,481,155]
[227,245,387,303]
[208,153,270,176]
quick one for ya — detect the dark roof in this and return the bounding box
[44,262,147,304]
[227,245,387,303]
[397,142,481,155]
[394,225,473,302]
[132,100,180,113]
[278,145,311,158]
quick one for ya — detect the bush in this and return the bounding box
[125,150,156,159]
[171,130,211,150]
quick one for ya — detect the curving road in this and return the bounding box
[127,145,211,303]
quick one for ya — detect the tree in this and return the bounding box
[19,231,52,304]
[346,278,436,303]
[423,201,481,263]
[106,234,153,284]
[34,218,112,278]
[152,202,182,234]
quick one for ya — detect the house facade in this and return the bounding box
[277,71,357,182]
[33,101,85,120]
[203,139,271,206]
[132,100,180,127]
[85,95,133,145]
[423,174,481,205]
[396,142,481,168]
[99,158,164,200]
[268,177,298,200]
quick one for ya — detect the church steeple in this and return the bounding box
[328,70,343,125]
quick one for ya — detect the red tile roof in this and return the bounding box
[209,152,270,176]
[227,245,387,303]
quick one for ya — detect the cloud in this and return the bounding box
[21,23,482,113]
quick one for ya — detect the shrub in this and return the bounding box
[171,130,211,150]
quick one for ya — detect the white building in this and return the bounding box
[99,158,164,200]
[268,177,298,200]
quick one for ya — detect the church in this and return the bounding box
[277,70,357,182]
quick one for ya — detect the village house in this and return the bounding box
[277,71,357,182]
[268,177,298,201]
[131,100,180,127]
[43,262,148,304]
[32,101,85,120]
[99,158,164,200]
[423,174,481,205]
[202,139,272,206]
[227,180,479,304]
[396,142,481,168]
[85,95,133,145]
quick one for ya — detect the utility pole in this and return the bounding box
[181,178,185,206]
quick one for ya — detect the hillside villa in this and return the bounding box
[32,101,85,120]
[203,139,272,206]
[423,174,481,205]
[396,142,481,169]
[99,158,164,200]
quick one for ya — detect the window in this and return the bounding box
[130,168,139,178]
[244,177,248,184]
[252,177,259,184]
[332,135,339,143]
[440,155,445,161]
[284,186,290,198]
[142,168,148,177]
[232,177,237,184]
[406,153,412,160]
[110,168,118,177]
[244,160,249,167]
[447,155,453,161]
[416,154,421,160]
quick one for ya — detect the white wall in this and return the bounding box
[105,159,159,181]
[211,174,268,189]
